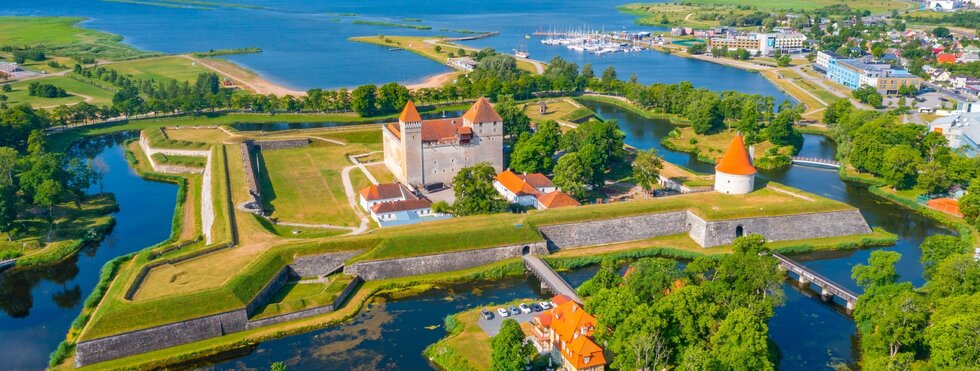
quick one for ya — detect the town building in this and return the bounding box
[493,170,580,210]
[530,295,606,371]
[707,32,807,55]
[0,62,22,74]
[714,134,756,195]
[814,50,843,72]
[927,0,962,11]
[928,113,980,157]
[358,183,450,227]
[821,52,923,94]
[446,57,478,72]
[382,98,504,189]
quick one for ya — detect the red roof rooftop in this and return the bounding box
[463,97,502,123]
[370,198,432,214]
[715,134,756,176]
[359,183,416,201]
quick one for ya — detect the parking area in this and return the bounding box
[476,303,552,337]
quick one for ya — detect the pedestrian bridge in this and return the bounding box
[772,252,859,311]
[523,255,583,304]
[791,157,841,169]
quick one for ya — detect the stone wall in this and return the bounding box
[239,141,263,214]
[139,132,215,243]
[344,242,548,280]
[538,211,689,249]
[244,266,295,317]
[291,251,360,278]
[254,139,310,151]
[74,309,248,367]
[245,276,362,329]
[692,209,872,247]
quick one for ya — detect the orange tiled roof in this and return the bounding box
[715,134,756,176]
[399,100,422,123]
[462,97,502,123]
[535,295,605,369]
[359,183,416,201]
[386,123,401,139]
[536,191,580,209]
[370,198,432,214]
[496,170,547,196]
[563,334,606,369]
[938,53,957,64]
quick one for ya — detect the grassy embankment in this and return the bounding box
[0,195,118,264]
[522,98,596,126]
[0,16,157,62]
[349,35,541,74]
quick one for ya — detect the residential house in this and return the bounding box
[928,113,980,157]
[530,295,606,371]
[951,75,980,89]
[930,68,952,83]
[446,57,478,72]
[938,53,958,64]
[493,170,580,210]
[359,183,450,227]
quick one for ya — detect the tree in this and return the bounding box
[960,177,980,228]
[632,149,663,192]
[688,95,722,134]
[933,26,951,39]
[552,152,591,201]
[709,308,775,371]
[766,105,803,148]
[578,258,623,297]
[882,145,922,190]
[925,293,980,368]
[916,161,949,194]
[34,179,63,219]
[852,250,901,290]
[0,185,18,239]
[489,319,533,371]
[27,129,46,156]
[377,82,410,114]
[451,163,507,215]
[776,54,791,67]
[919,234,970,278]
[925,254,980,299]
[687,43,707,55]
[350,84,377,116]
[494,97,531,137]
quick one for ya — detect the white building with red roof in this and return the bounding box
[493,170,580,210]
[382,98,504,188]
[358,183,450,227]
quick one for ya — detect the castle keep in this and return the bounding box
[383,98,504,188]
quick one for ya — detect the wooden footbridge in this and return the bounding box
[523,255,583,304]
[791,157,842,169]
[772,252,859,311]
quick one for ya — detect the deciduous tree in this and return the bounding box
[451,163,507,215]
[631,148,664,191]
[489,319,533,371]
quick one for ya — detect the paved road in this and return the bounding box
[477,306,546,337]
[523,255,582,303]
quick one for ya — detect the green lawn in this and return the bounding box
[0,194,117,263]
[107,56,215,84]
[3,75,116,107]
[0,16,157,61]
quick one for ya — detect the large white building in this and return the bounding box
[713,134,757,195]
[708,32,807,55]
[928,113,980,157]
[382,98,504,189]
[493,170,580,210]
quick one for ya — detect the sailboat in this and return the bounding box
[514,43,530,59]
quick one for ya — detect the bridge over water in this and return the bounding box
[772,252,859,311]
[523,255,583,304]
[791,157,841,169]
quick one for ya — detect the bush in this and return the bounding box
[0,249,23,260]
[48,341,74,367]
[27,82,68,98]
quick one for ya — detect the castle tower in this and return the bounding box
[714,134,756,195]
[399,101,424,185]
[461,97,504,171]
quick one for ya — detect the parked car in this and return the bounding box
[530,303,543,312]
[519,303,532,314]
[481,309,493,320]
[539,301,552,310]
[509,306,521,315]
[497,308,510,317]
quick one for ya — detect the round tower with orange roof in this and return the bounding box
[714,134,756,195]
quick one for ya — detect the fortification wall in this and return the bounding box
[245,276,362,329]
[344,242,548,280]
[75,309,247,367]
[254,139,310,151]
[139,132,215,243]
[538,211,689,249]
[244,266,295,316]
[291,251,360,278]
[239,141,264,214]
[693,209,872,247]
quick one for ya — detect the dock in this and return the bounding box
[523,255,582,304]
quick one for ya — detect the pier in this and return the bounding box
[523,255,583,304]
[772,252,859,311]
[791,156,841,169]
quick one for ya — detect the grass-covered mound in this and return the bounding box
[0,194,118,265]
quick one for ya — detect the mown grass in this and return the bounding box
[0,194,118,263]
[3,75,116,107]
[151,153,207,168]
[250,274,356,319]
[0,16,158,61]
[349,35,540,74]
[107,55,215,84]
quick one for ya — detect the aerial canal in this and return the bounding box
[0,133,178,370]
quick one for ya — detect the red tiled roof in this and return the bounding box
[496,170,554,196]
[565,334,606,369]
[370,198,432,214]
[420,119,464,142]
[938,53,957,63]
[715,134,756,176]
[538,296,605,369]
[386,123,401,139]
[536,191,580,209]
[462,97,502,123]
[399,100,422,123]
[359,183,416,201]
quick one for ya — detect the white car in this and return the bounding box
[497,308,510,317]
[519,303,532,314]
[539,301,552,310]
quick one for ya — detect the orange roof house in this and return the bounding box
[713,134,757,195]
[532,295,606,371]
[937,53,957,64]
[494,170,580,209]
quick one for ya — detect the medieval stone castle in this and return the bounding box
[382,98,504,188]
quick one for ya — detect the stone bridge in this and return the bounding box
[791,156,841,169]
[523,255,582,304]
[772,252,858,311]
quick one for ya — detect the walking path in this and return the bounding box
[523,255,583,304]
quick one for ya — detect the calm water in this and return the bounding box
[0,134,178,370]
[229,110,465,131]
[4,0,786,101]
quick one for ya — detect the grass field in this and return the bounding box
[162,127,233,144]
[0,194,117,261]
[107,55,216,84]
[258,142,371,227]
[0,16,157,61]
[523,98,593,124]
[3,75,116,107]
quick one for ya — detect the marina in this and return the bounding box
[537,29,646,55]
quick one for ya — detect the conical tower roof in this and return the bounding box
[715,134,756,176]
[463,97,503,123]
[399,100,421,123]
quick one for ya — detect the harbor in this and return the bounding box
[535,29,649,55]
